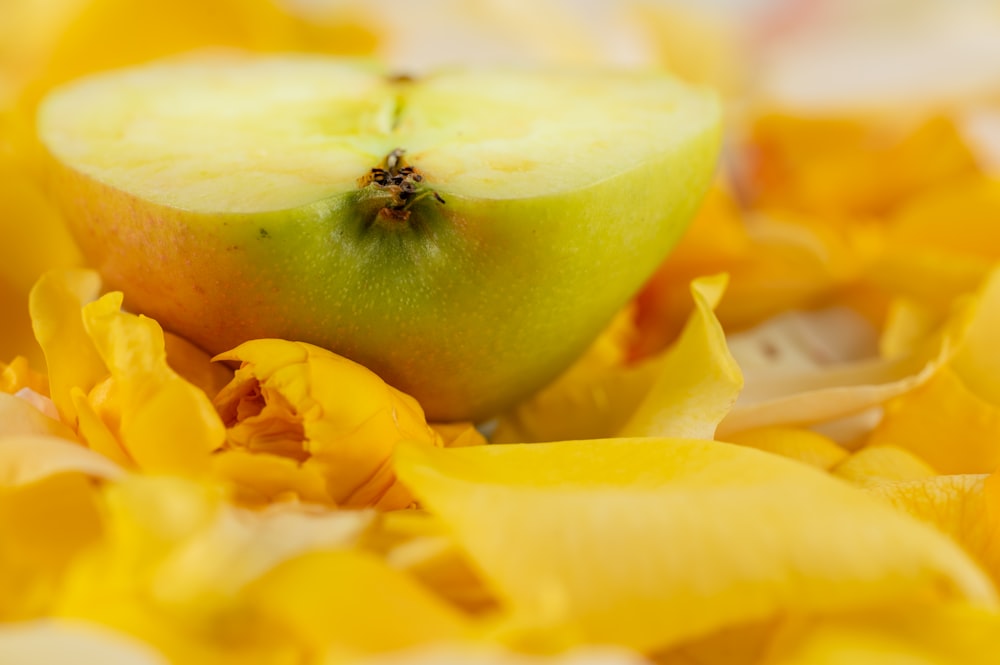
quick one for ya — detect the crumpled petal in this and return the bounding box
[55,475,373,664]
[618,274,743,440]
[749,114,980,217]
[341,645,652,665]
[832,445,938,486]
[394,438,995,653]
[869,177,1000,309]
[868,474,1000,587]
[0,434,124,486]
[867,269,1000,474]
[722,426,848,470]
[0,619,169,665]
[762,603,1000,665]
[494,275,739,443]
[243,549,473,658]
[717,295,969,437]
[29,270,226,474]
[28,269,105,426]
[0,435,111,620]
[213,339,444,509]
[0,392,75,440]
[80,291,225,474]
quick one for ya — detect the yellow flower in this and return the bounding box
[213,339,446,510]
[394,437,996,653]
[494,275,741,443]
[29,269,225,473]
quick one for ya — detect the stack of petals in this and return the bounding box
[3,1,1000,663]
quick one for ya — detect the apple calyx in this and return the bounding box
[358,148,445,225]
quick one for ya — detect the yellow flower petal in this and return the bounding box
[495,275,738,444]
[0,392,75,439]
[832,445,938,487]
[366,510,499,614]
[0,456,105,619]
[717,295,966,437]
[394,438,995,652]
[80,292,225,474]
[163,332,233,400]
[750,114,979,217]
[243,549,472,656]
[56,475,371,663]
[342,645,651,665]
[722,427,848,470]
[619,274,743,439]
[763,603,1000,665]
[868,368,1000,474]
[869,474,1000,588]
[0,620,168,665]
[0,434,123,485]
[214,339,442,509]
[1,355,48,395]
[211,449,329,507]
[492,307,645,444]
[28,269,104,425]
[870,177,1000,308]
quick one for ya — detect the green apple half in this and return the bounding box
[37,55,721,421]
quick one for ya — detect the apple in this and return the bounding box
[36,54,720,421]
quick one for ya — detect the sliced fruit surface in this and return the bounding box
[37,55,721,421]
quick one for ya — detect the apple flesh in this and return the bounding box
[37,55,721,422]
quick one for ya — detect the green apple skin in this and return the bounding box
[39,63,721,422]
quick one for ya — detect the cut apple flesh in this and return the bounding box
[40,56,717,210]
[37,55,721,421]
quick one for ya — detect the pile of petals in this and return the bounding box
[4,1,1000,663]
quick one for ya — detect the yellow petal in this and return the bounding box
[56,475,371,664]
[394,438,995,652]
[0,392,75,440]
[214,340,442,509]
[717,295,966,436]
[832,445,938,487]
[244,549,471,656]
[868,368,1000,474]
[81,292,225,474]
[211,449,329,507]
[367,510,499,614]
[750,114,979,217]
[163,332,233,400]
[28,269,104,425]
[495,275,738,444]
[870,177,1000,309]
[0,434,123,485]
[722,427,848,470]
[492,307,646,444]
[869,474,1000,588]
[0,469,104,619]
[619,274,743,439]
[0,620,168,665]
[0,355,48,395]
[341,645,651,665]
[763,603,1000,665]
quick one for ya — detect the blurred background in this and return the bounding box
[3,0,1000,365]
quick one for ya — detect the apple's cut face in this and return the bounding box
[38,54,722,421]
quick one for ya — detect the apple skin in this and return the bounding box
[41,86,720,423]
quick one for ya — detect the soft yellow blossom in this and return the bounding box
[0,620,170,665]
[30,269,226,474]
[213,339,446,509]
[394,437,995,653]
[494,275,739,443]
[749,113,980,217]
[54,475,373,664]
